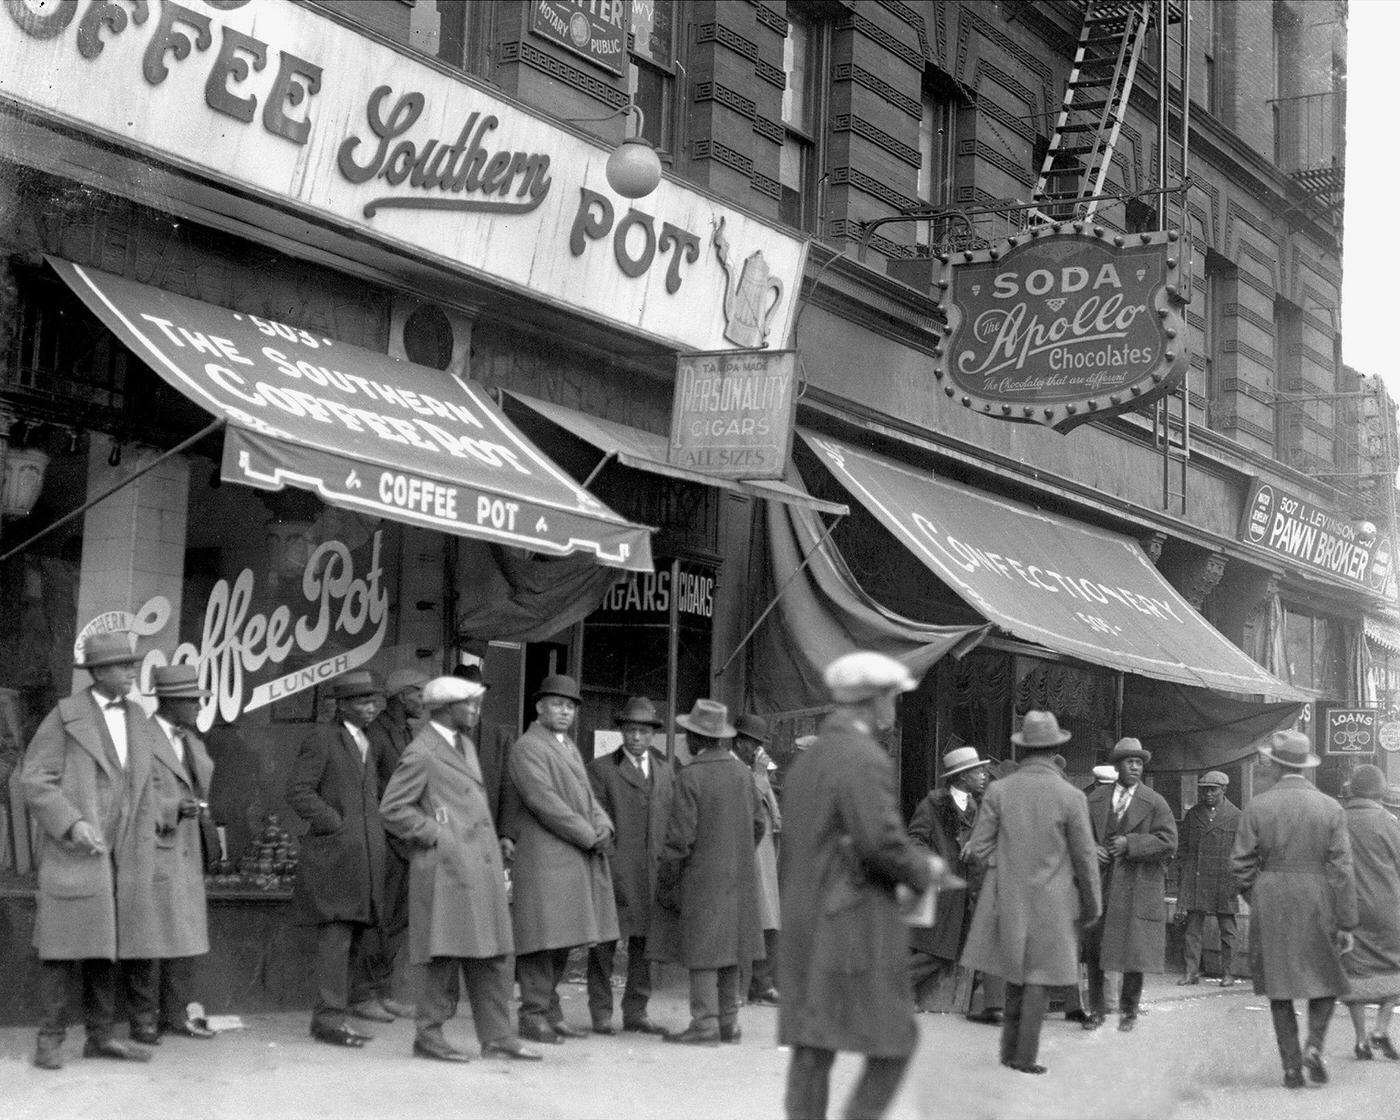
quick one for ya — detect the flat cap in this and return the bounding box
[1197,770,1229,787]
[1092,764,1118,783]
[823,651,917,704]
[421,676,486,708]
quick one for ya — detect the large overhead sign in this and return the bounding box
[1241,480,1394,594]
[933,227,1190,432]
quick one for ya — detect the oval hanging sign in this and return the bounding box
[932,226,1190,433]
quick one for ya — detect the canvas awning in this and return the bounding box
[50,258,652,571]
[802,431,1309,700]
[506,392,847,515]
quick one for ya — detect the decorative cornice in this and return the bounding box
[752,114,784,145]
[693,80,757,120]
[691,138,754,177]
[754,3,787,38]
[829,165,919,212]
[695,22,759,63]
[497,41,628,108]
[831,62,921,118]
[830,114,920,167]
[750,171,781,201]
[835,10,923,71]
[755,57,786,89]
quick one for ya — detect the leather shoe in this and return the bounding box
[33,1039,63,1070]
[720,1023,742,1043]
[1176,974,1200,986]
[350,999,395,1023]
[1081,1012,1106,1031]
[966,1009,1003,1024]
[310,1023,369,1048]
[550,1021,590,1039]
[1283,1068,1305,1090]
[1063,1009,1091,1023]
[1117,1014,1137,1032]
[413,1035,471,1062]
[382,999,416,1018]
[664,1025,721,1045]
[591,1021,617,1035]
[83,1037,153,1062]
[161,1020,215,1040]
[130,1024,161,1045]
[1008,1061,1047,1074]
[622,1018,668,1035]
[482,1037,543,1061]
[518,1020,561,1045]
[1303,1044,1328,1084]
[748,988,780,1006]
[1219,974,1237,987]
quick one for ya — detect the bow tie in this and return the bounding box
[105,700,126,711]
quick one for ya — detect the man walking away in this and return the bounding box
[734,712,782,1006]
[1176,771,1241,986]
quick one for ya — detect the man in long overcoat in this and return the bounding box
[504,674,618,1043]
[378,676,541,1063]
[454,663,515,830]
[1082,737,1177,1031]
[962,711,1101,1075]
[778,653,936,1120]
[145,664,217,1040]
[1233,729,1357,1089]
[733,712,781,1006]
[1176,770,1242,986]
[585,696,673,1035]
[286,670,388,1048]
[650,699,763,1045]
[22,630,165,1070]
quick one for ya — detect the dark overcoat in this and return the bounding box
[503,721,619,954]
[650,747,763,969]
[379,723,513,963]
[475,718,515,831]
[908,787,979,961]
[961,754,1101,986]
[776,711,932,1059]
[286,722,386,927]
[1085,780,1177,973]
[1232,773,1357,999]
[21,691,164,960]
[586,747,673,941]
[1340,798,1400,982]
[147,718,214,958]
[1176,798,1242,914]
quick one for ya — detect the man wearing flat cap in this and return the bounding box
[378,676,541,1063]
[504,674,619,1043]
[585,696,674,1034]
[1233,729,1357,1089]
[1176,771,1242,986]
[779,652,938,1119]
[286,669,389,1047]
[22,630,166,1069]
[1080,737,1176,1032]
[733,712,782,1007]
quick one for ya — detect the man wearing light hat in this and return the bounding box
[1176,770,1243,986]
[379,676,541,1063]
[286,669,389,1047]
[1081,736,1177,1032]
[1233,728,1357,1089]
[22,630,166,1069]
[778,652,938,1118]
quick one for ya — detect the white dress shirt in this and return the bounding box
[155,714,186,765]
[94,688,129,768]
[950,786,971,812]
[344,720,370,764]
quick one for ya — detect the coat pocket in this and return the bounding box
[39,853,103,899]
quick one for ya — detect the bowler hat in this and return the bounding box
[615,696,663,728]
[1258,728,1320,769]
[1109,737,1152,765]
[77,631,141,669]
[1350,763,1388,800]
[823,651,917,704]
[734,713,770,743]
[1011,710,1071,749]
[421,676,485,707]
[329,670,383,700]
[943,745,990,778]
[453,663,491,690]
[534,674,582,704]
[385,668,430,698]
[146,664,211,699]
[1197,770,1230,788]
[676,698,736,740]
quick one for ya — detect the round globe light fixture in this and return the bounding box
[606,133,663,199]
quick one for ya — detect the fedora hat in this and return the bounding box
[453,663,490,690]
[1258,728,1320,769]
[615,696,663,728]
[1197,770,1230,788]
[675,698,736,740]
[1109,737,1152,765]
[329,670,383,700]
[77,631,141,669]
[385,668,430,698]
[534,674,582,704]
[1011,710,1071,749]
[943,744,989,778]
[146,664,211,699]
[734,713,770,743]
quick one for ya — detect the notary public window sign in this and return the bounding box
[1325,707,1380,756]
[933,227,1190,432]
[668,350,797,480]
[1241,480,1394,594]
[531,0,628,75]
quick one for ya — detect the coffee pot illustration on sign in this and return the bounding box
[712,216,784,349]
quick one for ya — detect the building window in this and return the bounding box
[1204,0,1224,117]
[628,0,678,153]
[411,1,495,78]
[780,9,826,232]
[1123,197,1157,234]
[1273,296,1302,460]
[916,69,960,249]
[1283,607,1344,694]
[1203,251,1235,413]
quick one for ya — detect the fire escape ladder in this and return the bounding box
[1155,375,1190,515]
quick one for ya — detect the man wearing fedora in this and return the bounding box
[733,712,782,1007]
[778,652,938,1118]
[21,630,165,1069]
[378,675,541,1063]
[286,669,389,1047]
[1176,770,1243,986]
[1233,729,1357,1089]
[584,696,674,1035]
[143,664,218,1041]
[650,699,764,1045]
[908,738,1003,1022]
[505,673,619,1043]
[1081,737,1177,1032]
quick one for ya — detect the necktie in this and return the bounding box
[1114,785,1131,817]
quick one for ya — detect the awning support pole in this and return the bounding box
[580,450,619,491]
[716,515,843,675]
[0,418,227,564]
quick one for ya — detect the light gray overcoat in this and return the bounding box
[147,718,213,958]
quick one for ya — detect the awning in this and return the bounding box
[802,431,1309,699]
[507,392,848,516]
[1366,616,1400,656]
[50,259,652,571]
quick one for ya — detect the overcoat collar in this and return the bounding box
[614,748,657,788]
[149,715,187,783]
[60,691,124,780]
[426,722,484,787]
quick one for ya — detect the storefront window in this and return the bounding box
[1284,605,1346,693]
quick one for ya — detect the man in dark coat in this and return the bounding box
[1233,729,1357,1089]
[908,740,1002,1021]
[778,652,936,1120]
[364,667,429,1019]
[286,670,388,1048]
[453,663,515,831]
[22,631,164,1070]
[585,696,673,1035]
[1082,737,1177,1032]
[651,699,763,1045]
[733,712,781,1006]
[1176,770,1242,986]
